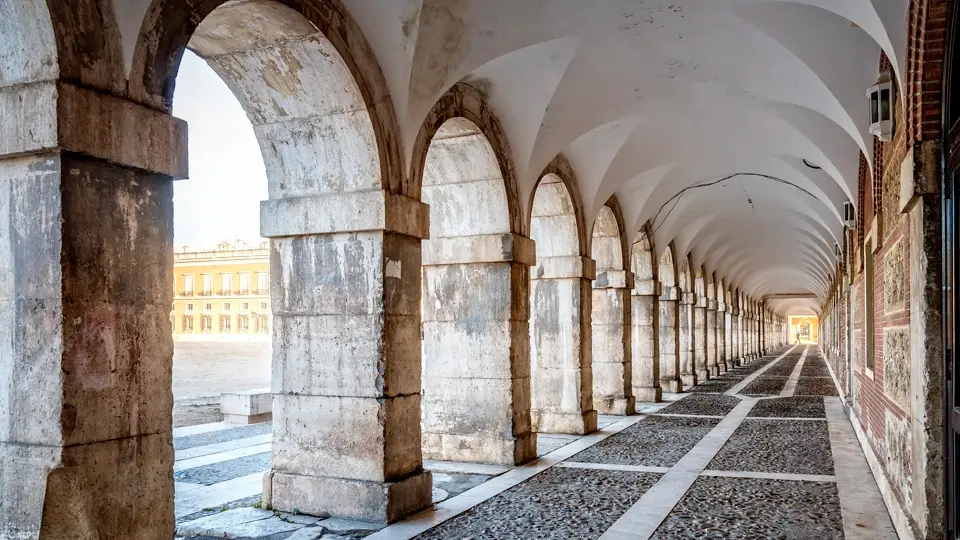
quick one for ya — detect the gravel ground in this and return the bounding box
[414,467,661,540]
[708,419,834,475]
[657,394,742,416]
[795,377,840,396]
[570,416,720,467]
[650,476,843,539]
[740,376,788,395]
[748,397,826,418]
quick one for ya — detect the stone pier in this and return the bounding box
[706,300,719,376]
[592,270,636,415]
[659,286,683,393]
[678,292,696,388]
[421,233,537,465]
[631,280,662,402]
[694,297,708,381]
[530,256,598,434]
[260,191,432,523]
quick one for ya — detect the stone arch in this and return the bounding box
[632,224,657,284]
[659,244,678,289]
[130,0,405,195]
[529,155,596,434]
[417,103,534,465]
[412,83,524,231]
[590,199,634,415]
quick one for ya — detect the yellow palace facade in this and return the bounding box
[171,241,271,341]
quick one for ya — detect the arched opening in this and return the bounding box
[419,115,535,466]
[630,229,662,402]
[146,0,430,523]
[590,204,634,415]
[529,172,597,435]
[658,247,683,393]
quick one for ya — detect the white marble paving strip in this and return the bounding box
[725,345,799,396]
[174,442,272,472]
[556,462,671,474]
[175,472,264,518]
[423,460,511,476]
[745,416,826,422]
[173,421,233,438]
[779,345,809,397]
[176,434,272,461]
[654,413,725,419]
[599,399,757,540]
[824,398,898,540]
[366,416,645,540]
[699,469,836,483]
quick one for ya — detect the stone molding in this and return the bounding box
[680,292,696,305]
[593,269,634,289]
[707,299,718,310]
[532,255,596,280]
[0,80,188,177]
[422,233,535,266]
[632,279,660,296]
[261,190,430,239]
[660,285,679,301]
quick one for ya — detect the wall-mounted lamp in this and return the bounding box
[834,243,842,259]
[866,71,895,141]
[843,201,856,228]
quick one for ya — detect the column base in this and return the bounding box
[595,396,636,416]
[708,365,720,377]
[680,373,697,388]
[422,432,537,466]
[533,410,598,435]
[696,369,710,381]
[633,386,663,403]
[717,362,729,374]
[263,469,432,524]
[661,378,683,393]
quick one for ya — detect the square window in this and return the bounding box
[186,303,194,312]
[205,303,212,311]
[241,302,249,311]
[260,302,268,311]
[223,302,231,312]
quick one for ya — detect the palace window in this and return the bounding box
[201,274,213,295]
[201,315,212,332]
[220,315,232,332]
[182,316,194,333]
[238,315,250,333]
[239,273,250,294]
[221,273,232,295]
[184,275,194,295]
[241,302,249,311]
[257,272,269,293]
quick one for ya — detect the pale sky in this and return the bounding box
[172,51,268,248]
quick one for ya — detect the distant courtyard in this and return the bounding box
[173,341,271,427]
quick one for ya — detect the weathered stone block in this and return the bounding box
[272,394,421,482]
[884,239,906,312]
[422,377,516,436]
[222,388,273,424]
[422,320,526,379]
[883,327,911,409]
[423,263,514,322]
[267,469,432,524]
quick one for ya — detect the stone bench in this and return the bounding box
[221,388,272,424]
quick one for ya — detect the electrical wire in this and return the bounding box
[632,172,822,246]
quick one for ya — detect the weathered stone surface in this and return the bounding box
[632,294,661,402]
[659,299,682,393]
[883,327,911,409]
[884,239,906,312]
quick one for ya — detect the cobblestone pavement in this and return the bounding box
[177,345,899,540]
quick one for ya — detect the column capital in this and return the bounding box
[660,285,679,301]
[632,279,660,297]
[261,190,430,239]
[594,269,634,289]
[532,255,596,280]
[0,80,188,177]
[423,233,535,266]
[679,291,696,305]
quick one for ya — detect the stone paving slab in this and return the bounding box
[708,419,834,475]
[175,452,271,486]
[656,394,741,416]
[570,416,720,467]
[795,377,840,396]
[739,376,788,395]
[175,422,273,451]
[413,467,661,540]
[649,476,843,539]
[748,396,826,418]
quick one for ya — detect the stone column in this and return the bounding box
[694,297,709,381]
[731,308,741,366]
[716,301,728,373]
[592,270,636,415]
[631,280,662,402]
[659,286,683,393]
[531,256,598,434]
[421,234,536,465]
[724,307,734,368]
[261,191,432,522]
[0,82,184,538]
[678,292,696,388]
[704,299,720,377]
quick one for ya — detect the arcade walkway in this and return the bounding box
[175,345,897,539]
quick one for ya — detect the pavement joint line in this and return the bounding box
[556,462,671,474]
[780,345,809,397]
[366,415,645,540]
[598,398,758,540]
[724,345,800,396]
[698,469,836,483]
[824,396,899,539]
